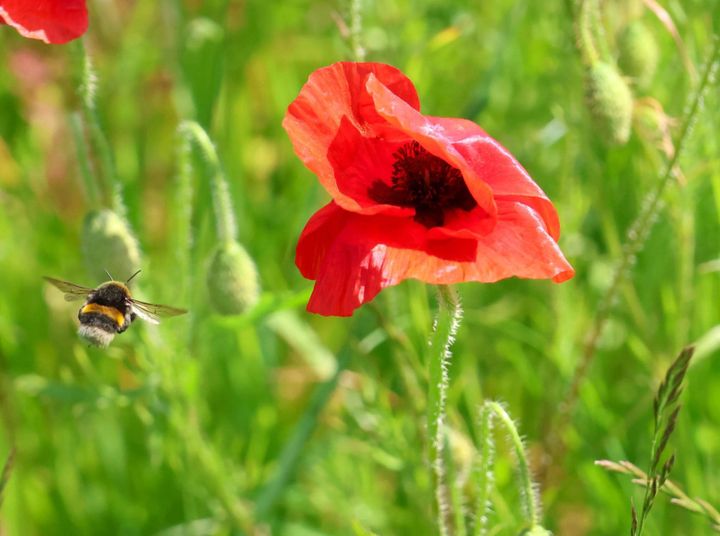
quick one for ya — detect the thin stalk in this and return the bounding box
[597,459,720,531]
[0,447,15,510]
[253,1,366,520]
[69,112,101,207]
[473,404,494,536]
[350,0,366,62]
[427,285,463,536]
[255,347,352,519]
[586,0,611,62]
[576,0,600,65]
[556,35,720,449]
[179,120,237,244]
[73,39,121,210]
[486,402,542,528]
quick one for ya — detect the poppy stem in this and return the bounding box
[575,0,600,65]
[485,402,544,530]
[553,36,720,461]
[427,285,462,536]
[174,126,196,330]
[0,446,16,510]
[179,120,238,244]
[71,39,126,216]
[473,403,494,536]
[69,112,101,208]
[350,0,366,61]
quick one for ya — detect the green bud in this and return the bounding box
[618,21,659,88]
[82,209,141,283]
[585,61,634,144]
[206,241,260,315]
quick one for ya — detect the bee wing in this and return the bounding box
[130,299,187,325]
[44,277,94,302]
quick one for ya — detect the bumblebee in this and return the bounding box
[44,270,187,347]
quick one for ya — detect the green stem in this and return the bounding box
[179,120,237,244]
[72,39,120,210]
[255,347,352,520]
[473,404,494,536]
[175,128,196,274]
[350,0,366,61]
[576,0,600,65]
[557,35,720,450]
[69,112,100,207]
[0,447,15,510]
[428,285,462,536]
[587,0,611,62]
[486,402,541,528]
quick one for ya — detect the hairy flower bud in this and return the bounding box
[618,21,659,88]
[82,209,141,282]
[206,241,260,315]
[585,62,634,144]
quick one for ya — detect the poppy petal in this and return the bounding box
[283,62,420,211]
[295,202,351,280]
[0,0,87,44]
[367,75,564,239]
[327,116,415,216]
[299,200,573,316]
[366,73,498,220]
[297,203,477,315]
[422,116,561,239]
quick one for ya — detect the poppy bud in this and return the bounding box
[585,61,634,144]
[206,241,260,315]
[618,21,658,88]
[82,208,141,282]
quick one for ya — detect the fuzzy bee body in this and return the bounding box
[45,275,186,347]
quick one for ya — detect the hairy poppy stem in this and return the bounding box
[473,404,494,536]
[427,285,462,536]
[350,0,366,61]
[575,0,599,65]
[554,36,720,462]
[179,120,238,244]
[485,402,543,530]
[69,112,101,208]
[174,125,196,308]
[71,39,126,216]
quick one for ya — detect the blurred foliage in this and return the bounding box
[0,0,719,534]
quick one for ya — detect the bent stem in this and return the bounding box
[179,120,237,244]
[486,402,542,529]
[556,35,720,453]
[473,403,494,536]
[71,40,124,213]
[427,285,463,536]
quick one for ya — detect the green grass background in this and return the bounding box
[0,0,719,534]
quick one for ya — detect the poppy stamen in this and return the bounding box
[369,141,476,227]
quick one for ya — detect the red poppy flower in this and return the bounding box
[284,62,574,316]
[0,0,87,44]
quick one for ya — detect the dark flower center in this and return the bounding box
[368,141,477,228]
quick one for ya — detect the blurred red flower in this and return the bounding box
[0,0,87,44]
[284,62,574,316]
